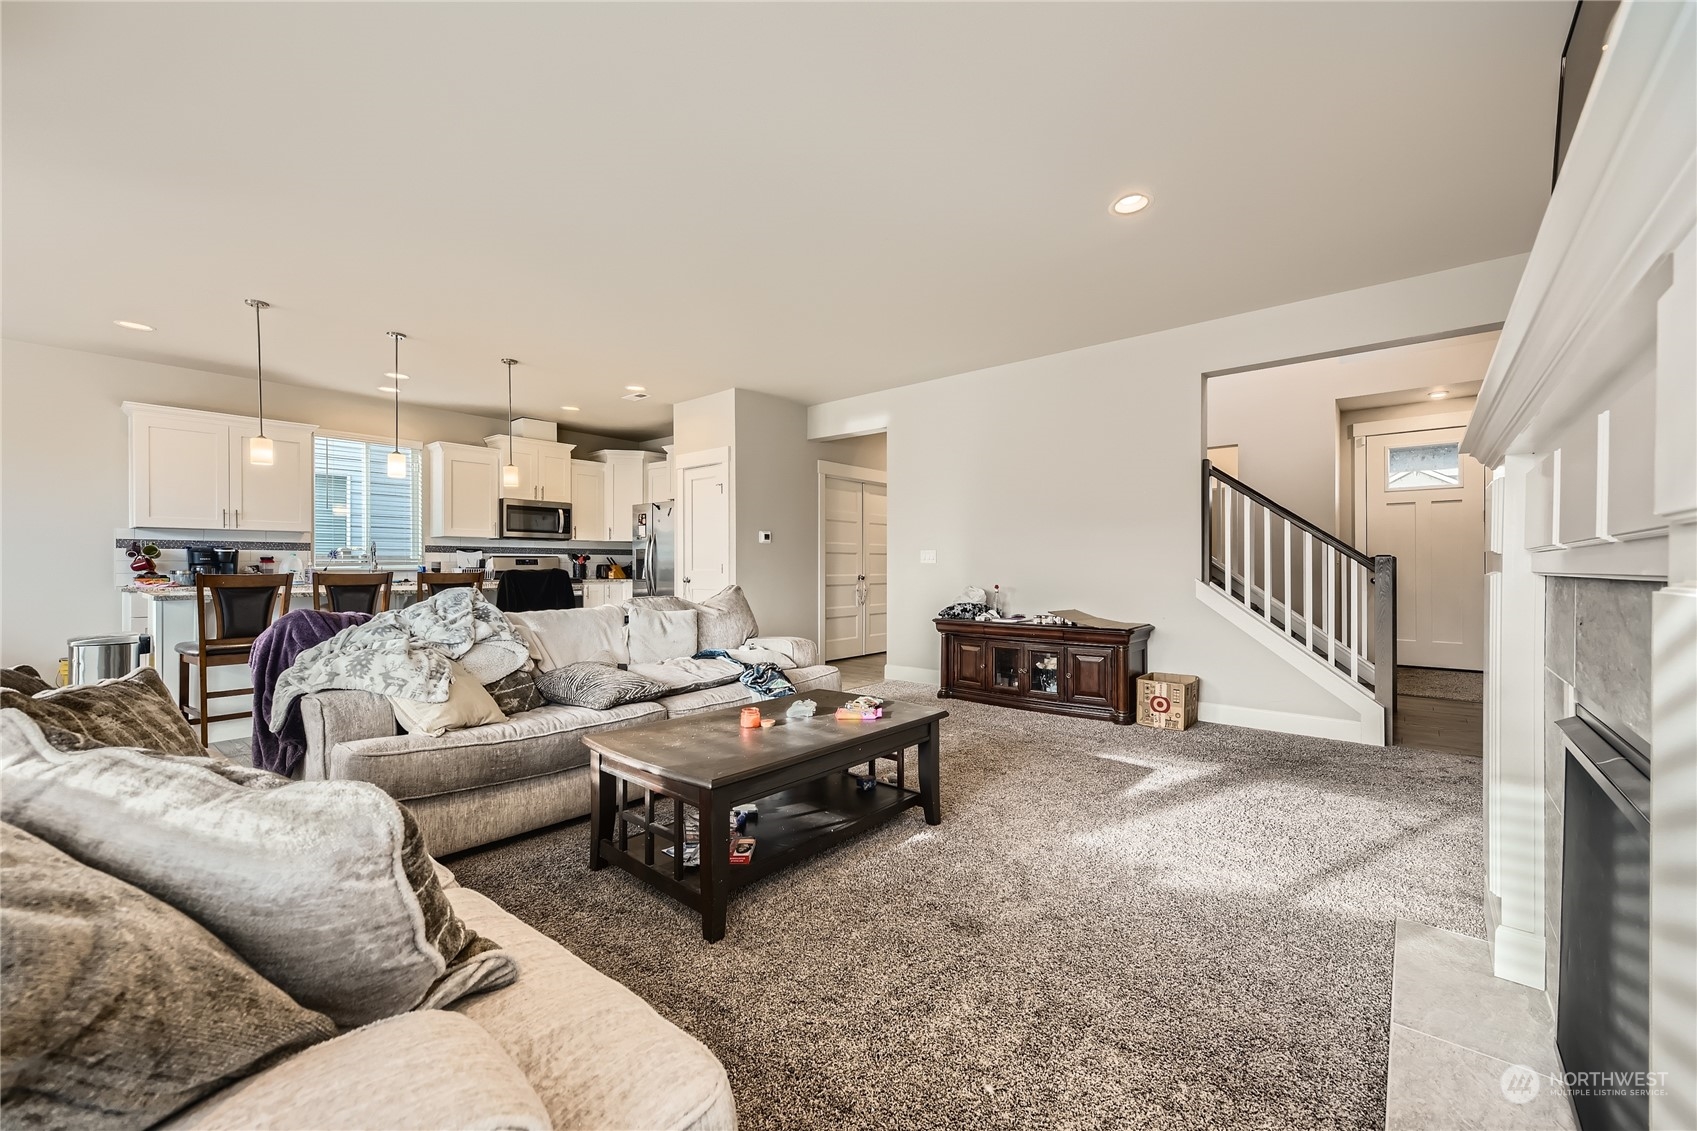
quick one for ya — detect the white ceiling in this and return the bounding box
[2,2,1568,439]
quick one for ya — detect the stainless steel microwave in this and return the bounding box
[499,498,572,540]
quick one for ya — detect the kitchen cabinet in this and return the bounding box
[570,460,606,540]
[483,436,575,502]
[581,578,634,607]
[935,617,1152,724]
[427,442,502,538]
[595,450,663,539]
[125,403,316,531]
[645,458,672,504]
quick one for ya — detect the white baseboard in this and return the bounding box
[882,665,940,685]
[1196,702,1370,744]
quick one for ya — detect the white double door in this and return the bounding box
[822,475,887,660]
[1361,425,1486,670]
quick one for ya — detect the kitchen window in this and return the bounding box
[312,436,423,566]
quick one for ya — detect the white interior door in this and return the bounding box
[821,476,866,660]
[1364,426,1486,670]
[864,483,888,653]
[821,476,888,661]
[679,461,729,602]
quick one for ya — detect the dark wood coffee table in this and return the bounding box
[586,689,947,941]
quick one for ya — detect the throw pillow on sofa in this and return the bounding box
[506,604,629,670]
[627,606,698,665]
[0,710,517,1029]
[535,663,666,711]
[389,660,507,738]
[483,667,544,715]
[1,664,51,695]
[0,666,204,755]
[630,584,760,651]
[0,822,337,1130]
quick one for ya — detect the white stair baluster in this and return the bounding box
[1350,562,1361,683]
[1221,485,1232,596]
[1243,496,1254,613]
[1304,531,1314,654]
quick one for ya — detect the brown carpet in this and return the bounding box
[1396,666,1484,703]
[447,680,1485,1131]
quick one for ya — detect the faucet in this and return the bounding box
[365,543,379,570]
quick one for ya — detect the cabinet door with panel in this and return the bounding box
[950,638,988,691]
[537,444,574,502]
[570,460,607,540]
[428,443,500,538]
[1063,646,1117,708]
[228,422,315,531]
[645,459,672,504]
[485,437,539,499]
[129,409,230,528]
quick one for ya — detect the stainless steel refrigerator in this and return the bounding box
[632,502,675,596]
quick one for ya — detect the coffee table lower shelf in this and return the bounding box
[595,772,924,906]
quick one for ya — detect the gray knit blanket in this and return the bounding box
[268,589,527,732]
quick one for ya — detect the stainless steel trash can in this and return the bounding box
[66,633,151,685]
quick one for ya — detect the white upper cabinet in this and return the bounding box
[570,460,606,541]
[645,459,672,505]
[228,421,315,531]
[428,442,501,538]
[126,404,315,531]
[484,436,575,502]
[595,450,663,540]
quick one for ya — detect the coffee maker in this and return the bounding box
[186,546,239,574]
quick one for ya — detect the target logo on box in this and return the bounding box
[1136,673,1199,731]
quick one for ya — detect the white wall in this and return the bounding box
[670,389,875,640]
[819,431,886,471]
[1,339,511,672]
[1207,331,1497,541]
[809,256,1526,727]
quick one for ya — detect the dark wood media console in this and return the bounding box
[935,617,1153,724]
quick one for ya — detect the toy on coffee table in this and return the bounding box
[835,695,885,721]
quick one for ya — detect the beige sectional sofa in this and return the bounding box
[297,601,840,855]
[162,867,737,1131]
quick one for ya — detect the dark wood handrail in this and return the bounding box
[1203,459,1374,569]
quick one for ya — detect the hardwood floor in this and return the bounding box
[1395,694,1483,757]
[834,652,887,689]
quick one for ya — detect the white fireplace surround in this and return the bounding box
[1460,3,1695,1128]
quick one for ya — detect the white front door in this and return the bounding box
[1364,426,1486,669]
[679,461,729,602]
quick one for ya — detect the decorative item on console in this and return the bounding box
[935,584,1078,626]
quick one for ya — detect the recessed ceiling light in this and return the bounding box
[114,320,155,331]
[1428,389,1449,399]
[1111,193,1151,215]
[384,372,410,380]
[377,385,399,393]
[625,385,646,392]
[560,405,580,412]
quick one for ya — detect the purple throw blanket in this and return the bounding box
[251,609,371,776]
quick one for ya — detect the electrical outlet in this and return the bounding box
[758,530,772,544]
[919,549,937,564]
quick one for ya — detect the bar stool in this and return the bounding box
[417,571,485,598]
[312,571,393,615]
[177,573,293,747]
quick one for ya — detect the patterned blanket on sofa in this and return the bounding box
[267,590,527,736]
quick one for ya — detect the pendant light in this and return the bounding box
[386,331,408,479]
[245,299,273,465]
[501,358,520,491]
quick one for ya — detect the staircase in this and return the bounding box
[1197,459,1398,744]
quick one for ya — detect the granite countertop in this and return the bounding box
[118,575,635,601]
[119,578,501,601]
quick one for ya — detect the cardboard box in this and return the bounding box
[1137,673,1200,730]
